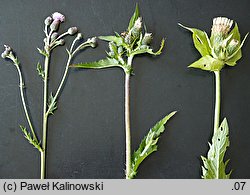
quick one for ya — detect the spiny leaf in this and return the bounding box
[178,23,211,56]
[131,38,165,56]
[201,118,232,179]
[37,48,49,57]
[99,35,125,47]
[71,58,123,69]
[47,93,57,115]
[188,55,224,71]
[129,111,176,179]
[128,3,140,31]
[36,62,45,80]
[20,125,43,152]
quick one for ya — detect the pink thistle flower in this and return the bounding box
[52,12,65,22]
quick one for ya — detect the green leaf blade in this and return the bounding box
[178,23,211,56]
[128,3,140,31]
[71,58,123,70]
[99,35,125,47]
[129,111,176,179]
[201,118,232,179]
[188,55,224,71]
[20,125,43,152]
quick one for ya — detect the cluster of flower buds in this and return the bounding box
[1,45,19,65]
[44,12,65,31]
[43,12,79,52]
[87,37,97,48]
[1,45,12,59]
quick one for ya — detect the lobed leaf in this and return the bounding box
[47,93,57,115]
[36,62,45,80]
[129,111,176,179]
[20,126,43,152]
[131,38,165,56]
[201,118,232,179]
[37,48,49,57]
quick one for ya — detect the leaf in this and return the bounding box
[201,118,232,179]
[36,62,45,80]
[20,126,43,152]
[188,55,224,71]
[71,58,123,69]
[99,35,125,47]
[37,48,48,57]
[47,93,57,115]
[129,111,176,179]
[128,3,140,31]
[178,23,211,56]
[131,38,165,56]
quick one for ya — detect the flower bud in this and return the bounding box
[142,33,152,45]
[52,12,65,22]
[227,39,239,54]
[51,32,58,41]
[58,39,65,45]
[68,27,78,35]
[1,51,8,59]
[50,20,60,31]
[88,37,97,48]
[118,46,123,54]
[76,33,83,40]
[125,33,132,44]
[44,16,52,26]
[131,17,142,37]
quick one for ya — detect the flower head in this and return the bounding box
[52,12,65,22]
[211,17,233,36]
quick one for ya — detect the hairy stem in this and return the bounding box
[15,64,38,142]
[41,54,50,179]
[213,71,221,135]
[125,56,133,179]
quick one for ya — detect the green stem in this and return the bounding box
[213,70,221,135]
[15,64,38,142]
[41,54,50,179]
[125,56,133,179]
[46,54,72,116]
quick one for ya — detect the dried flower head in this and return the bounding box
[211,17,233,36]
[52,12,65,22]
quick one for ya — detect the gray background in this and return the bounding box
[0,0,249,179]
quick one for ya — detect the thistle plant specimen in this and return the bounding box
[179,17,248,179]
[1,12,97,179]
[72,5,176,179]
